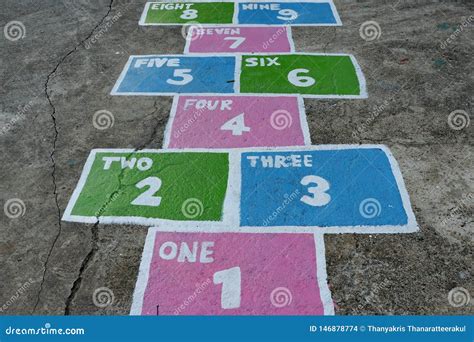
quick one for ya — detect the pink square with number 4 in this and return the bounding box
[131,230,334,315]
[185,26,294,53]
[164,95,310,148]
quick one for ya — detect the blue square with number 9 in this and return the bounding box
[112,55,236,95]
[238,2,340,25]
[240,148,409,228]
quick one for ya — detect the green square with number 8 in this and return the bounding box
[239,54,364,97]
[68,151,229,222]
[144,2,235,24]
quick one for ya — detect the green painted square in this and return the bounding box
[70,152,229,221]
[145,2,235,24]
[240,54,362,96]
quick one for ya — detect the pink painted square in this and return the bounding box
[185,26,294,53]
[164,96,310,148]
[131,231,333,315]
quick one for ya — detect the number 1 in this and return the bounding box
[213,267,241,309]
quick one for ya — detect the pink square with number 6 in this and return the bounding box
[130,230,334,315]
[185,26,294,53]
[164,95,310,149]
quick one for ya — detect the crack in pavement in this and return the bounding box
[137,101,164,150]
[33,0,116,314]
[63,100,163,314]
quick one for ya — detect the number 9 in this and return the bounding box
[277,9,298,21]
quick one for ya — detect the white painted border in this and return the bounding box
[130,228,157,315]
[130,229,334,315]
[110,53,368,99]
[139,0,342,27]
[183,26,295,54]
[314,232,335,315]
[62,148,241,228]
[62,145,418,234]
[162,94,311,149]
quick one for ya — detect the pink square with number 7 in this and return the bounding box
[184,26,294,53]
[130,230,334,315]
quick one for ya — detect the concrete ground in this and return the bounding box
[0,0,472,315]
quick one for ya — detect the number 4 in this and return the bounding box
[220,113,251,136]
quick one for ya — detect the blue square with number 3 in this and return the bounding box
[238,2,339,25]
[240,148,408,228]
[113,56,236,94]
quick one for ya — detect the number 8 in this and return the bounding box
[180,9,198,20]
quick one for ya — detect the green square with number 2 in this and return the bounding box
[240,54,363,97]
[144,2,235,24]
[68,151,229,222]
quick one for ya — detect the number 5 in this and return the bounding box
[300,175,331,207]
[167,69,193,85]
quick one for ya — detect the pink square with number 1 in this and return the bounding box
[163,95,310,149]
[130,230,334,315]
[184,26,294,53]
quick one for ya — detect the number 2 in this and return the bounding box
[300,175,331,207]
[223,36,246,49]
[213,267,241,309]
[131,177,162,207]
[167,69,193,85]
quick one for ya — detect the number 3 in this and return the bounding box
[300,175,331,207]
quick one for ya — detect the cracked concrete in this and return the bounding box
[0,0,472,315]
[34,1,116,314]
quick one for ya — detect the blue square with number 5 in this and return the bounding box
[238,2,340,25]
[240,148,408,228]
[112,55,236,95]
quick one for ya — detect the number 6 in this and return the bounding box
[288,69,316,87]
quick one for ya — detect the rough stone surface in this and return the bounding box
[0,0,472,315]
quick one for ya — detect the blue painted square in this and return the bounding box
[114,56,235,94]
[240,148,408,227]
[238,2,338,25]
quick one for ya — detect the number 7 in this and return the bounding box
[223,37,246,49]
